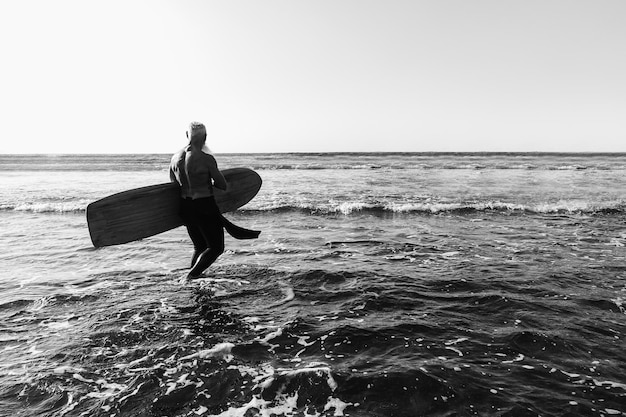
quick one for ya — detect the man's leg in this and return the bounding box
[186,224,208,267]
[181,198,209,268]
[188,221,224,278]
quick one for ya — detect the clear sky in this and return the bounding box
[1,0,624,153]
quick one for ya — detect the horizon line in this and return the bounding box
[2,151,626,156]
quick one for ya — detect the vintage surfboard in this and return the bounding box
[86,167,262,247]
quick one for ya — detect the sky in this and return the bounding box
[0,0,624,154]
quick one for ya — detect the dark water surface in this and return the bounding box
[0,153,625,416]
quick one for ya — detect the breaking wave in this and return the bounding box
[0,201,89,213]
[245,200,626,215]
[3,199,625,216]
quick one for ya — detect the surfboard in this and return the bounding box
[86,167,262,248]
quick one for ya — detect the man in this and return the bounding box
[170,122,259,280]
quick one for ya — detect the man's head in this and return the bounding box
[187,122,207,146]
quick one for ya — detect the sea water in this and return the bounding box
[0,153,625,416]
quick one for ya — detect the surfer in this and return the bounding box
[170,122,259,281]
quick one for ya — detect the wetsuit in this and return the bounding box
[180,196,225,274]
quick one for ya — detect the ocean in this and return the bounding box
[0,153,625,417]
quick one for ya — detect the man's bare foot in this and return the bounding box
[179,273,199,284]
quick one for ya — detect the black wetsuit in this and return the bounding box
[180,196,225,275]
[180,195,260,276]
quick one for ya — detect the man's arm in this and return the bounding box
[206,154,227,190]
[169,152,181,183]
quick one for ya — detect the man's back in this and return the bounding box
[184,149,214,198]
[170,147,225,199]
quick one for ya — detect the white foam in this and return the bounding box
[593,379,626,390]
[197,277,250,285]
[211,390,356,417]
[42,320,71,330]
[180,342,235,362]
[82,378,128,400]
[193,405,208,415]
[73,373,94,383]
[297,335,316,347]
[115,353,153,370]
[502,354,524,364]
[164,373,194,395]
[277,366,338,391]
[243,316,260,324]
[445,346,463,357]
[159,298,179,314]
[323,397,355,416]
[211,396,270,417]
[12,201,88,213]
[445,337,469,345]
[335,202,374,215]
[259,328,283,344]
[54,365,87,374]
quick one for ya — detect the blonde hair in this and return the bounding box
[187,122,206,139]
[187,122,207,148]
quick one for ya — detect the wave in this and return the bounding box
[248,200,626,215]
[3,200,626,215]
[3,198,625,215]
[0,201,89,213]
